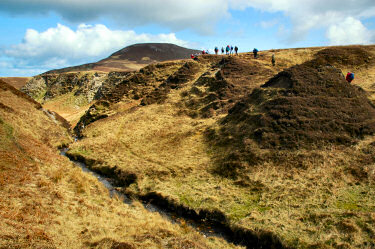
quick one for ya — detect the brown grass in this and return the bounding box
[67,45,375,248]
[0,77,31,89]
[0,81,240,248]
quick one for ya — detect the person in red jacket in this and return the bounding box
[346,72,354,83]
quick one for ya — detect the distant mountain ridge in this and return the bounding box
[45,43,200,74]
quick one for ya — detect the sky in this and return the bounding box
[0,0,375,76]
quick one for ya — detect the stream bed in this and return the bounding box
[60,146,286,249]
[60,148,238,244]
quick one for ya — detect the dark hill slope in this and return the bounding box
[206,58,375,177]
[213,60,375,150]
[110,43,200,62]
[45,43,200,74]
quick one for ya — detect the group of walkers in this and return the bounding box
[214,45,239,56]
[190,46,275,65]
[191,47,355,83]
[191,47,356,84]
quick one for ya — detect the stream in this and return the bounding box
[60,143,287,249]
[59,147,237,245]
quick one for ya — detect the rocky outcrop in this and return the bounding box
[21,76,47,101]
[22,72,107,104]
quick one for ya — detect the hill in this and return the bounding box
[21,45,375,248]
[45,43,201,74]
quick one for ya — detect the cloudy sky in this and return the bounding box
[1,0,375,76]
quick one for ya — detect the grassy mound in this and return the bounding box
[211,61,375,152]
[315,46,374,67]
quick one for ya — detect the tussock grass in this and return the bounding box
[70,46,375,248]
[0,81,240,248]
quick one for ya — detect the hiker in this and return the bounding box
[271,54,275,66]
[190,54,195,59]
[230,46,234,55]
[206,50,209,54]
[226,45,230,55]
[234,46,238,55]
[214,47,219,55]
[221,47,224,54]
[202,50,206,55]
[253,48,258,58]
[346,72,354,83]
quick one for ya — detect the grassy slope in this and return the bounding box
[0,80,240,249]
[67,46,375,248]
[0,77,31,89]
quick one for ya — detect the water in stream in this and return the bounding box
[60,147,233,242]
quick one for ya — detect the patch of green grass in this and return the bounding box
[69,146,93,157]
[0,118,14,139]
[34,89,47,103]
[335,186,375,211]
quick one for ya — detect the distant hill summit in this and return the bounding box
[45,43,200,74]
[109,43,200,63]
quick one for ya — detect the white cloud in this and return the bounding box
[327,17,374,45]
[1,23,188,76]
[5,24,187,60]
[1,0,374,43]
[230,0,375,44]
[258,19,279,29]
[0,0,229,33]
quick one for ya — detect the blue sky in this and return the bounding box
[0,0,374,76]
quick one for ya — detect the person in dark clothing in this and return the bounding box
[214,47,219,55]
[234,46,238,55]
[253,48,258,58]
[226,45,230,55]
[221,47,224,54]
[271,54,275,66]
